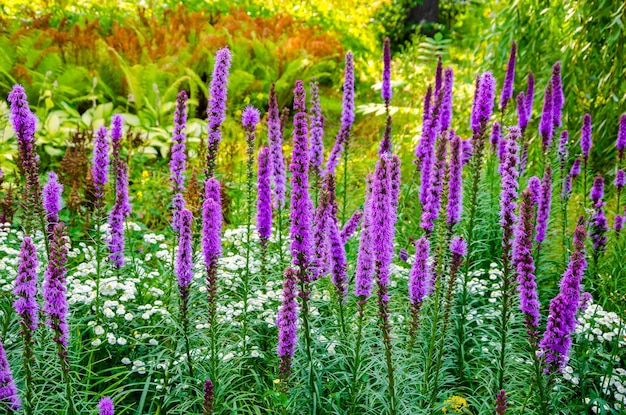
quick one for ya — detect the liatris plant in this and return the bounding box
[418,89,444,209]
[257,147,272,254]
[580,114,592,209]
[268,84,287,210]
[421,133,448,235]
[615,169,625,234]
[206,47,232,178]
[175,208,194,378]
[516,92,528,134]
[0,340,21,411]
[92,125,109,319]
[43,222,75,414]
[371,155,397,415]
[379,37,393,155]
[42,172,62,231]
[617,114,626,162]
[551,62,564,130]
[491,121,502,154]
[340,209,363,244]
[539,82,554,152]
[327,191,348,326]
[202,178,222,377]
[170,90,188,231]
[495,390,508,415]
[408,236,430,344]
[447,134,463,229]
[8,85,42,235]
[14,236,39,415]
[98,397,114,415]
[540,217,588,374]
[203,380,215,415]
[311,179,332,281]
[589,175,608,274]
[535,165,553,251]
[414,85,433,168]
[309,77,325,187]
[500,41,516,114]
[276,267,298,387]
[497,128,520,392]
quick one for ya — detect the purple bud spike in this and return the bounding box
[206,47,232,177]
[581,114,592,161]
[355,175,374,299]
[527,176,541,205]
[203,380,215,415]
[439,67,454,132]
[551,62,564,129]
[277,267,298,380]
[0,340,22,410]
[434,56,443,97]
[539,82,554,150]
[570,157,582,178]
[43,223,70,356]
[409,236,431,305]
[257,147,273,245]
[328,209,348,301]
[242,106,261,131]
[471,72,496,136]
[14,236,39,332]
[268,84,287,209]
[107,203,125,268]
[461,139,473,166]
[421,135,448,234]
[535,166,553,245]
[500,41,516,113]
[491,122,502,150]
[176,209,193,320]
[500,128,521,264]
[516,91,529,132]
[447,134,463,226]
[309,78,325,175]
[615,169,626,190]
[618,114,626,160]
[92,126,109,199]
[590,174,604,206]
[170,90,188,193]
[495,390,508,415]
[525,71,535,122]
[399,248,409,262]
[558,130,569,169]
[540,218,587,373]
[340,209,363,244]
[43,171,63,227]
[326,52,355,175]
[382,37,392,103]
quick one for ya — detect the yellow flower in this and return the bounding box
[442,395,468,413]
[273,379,281,385]
[137,191,143,200]
[141,170,149,184]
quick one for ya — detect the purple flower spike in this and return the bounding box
[590,175,608,251]
[268,84,287,209]
[570,157,582,178]
[0,340,22,410]
[355,175,375,299]
[202,178,222,262]
[461,139,473,166]
[309,78,325,176]
[500,41,517,113]
[616,169,626,190]
[289,81,314,283]
[257,147,273,245]
[590,174,604,206]
[170,90,188,193]
[371,155,395,294]
[328,210,348,301]
[539,82,554,150]
[439,67,454,132]
[516,91,529,132]
[500,128,521,263]
[495,390,508,415]
[527,176,541,205]
[203,380,215,415]
[525,71,535,122]
[43,171,63,227]
[92,126,109,198]
[242,106,261,130]
[535,166,553,245]
[277,267,298,380]
[447,134,463,226]
[176,209,194,294]
[617,114,626,160]
[43,223,70,353]
[558,130,569,168]
[409,236,431,305]
[419,89,444,207]
[421,135,448,234]
[107,203,125,268]
[450,235,467,257]
[98,397,114,415]
[581,114,592,161]
[110,114,123,163]
[326,52,355,175]
[491,122,502,151]
[615,215,624,234]
[206,47,232,177]
[14,236,39,332]
[471,72,496,136]
[382,37,392,103]
[341,209,363,244]
[434,57,443,97]
[551,62,564,129]
[514,189,541,336]
[540,217,587,373]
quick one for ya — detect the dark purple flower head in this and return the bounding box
[491,122,502,150]
[98,397,114,415]
[268,84,287,209]
[540,217,587,373]
[277,267,298,379]
[618,114,626,158]
[615,169,626,190]
[551,62,564,129]
[514,188,541,333]
[176,209,194,292]
[419,88,444,207]
[340,209,363,244]
[108,203,125,268]
[500,128,521,263]
[206,47,232,177]
[289,81,314,280]
[257,147,273,244]
[500,41,516,113]
[495,390,508,415]
[535,165,553,244]
[562,175,572,199]
[434,56,443,97]
[527,176,541,205]
[8,85,36,145]
[516,91,529,132]
[203,380,215,415]
[539,82,554,150]
[14,236,39,332]
[471,72,496,136]
[355,175,374,298]
[309,78,325,175]
[92,126,109,197]
[0,340,22,410]
[115,161,131,218]
[171,192,186,232]
[328,207,348,301]
[439,67,454,132]
[450,236,467,257]
[409,236,431,305]
[590,174,604,206]
[447,134,463,226]
[581,114,592,161]
[326,52,355,175]
[461,139,473,166]
[525,71,535,122]
[399,248,409,262]
[170,90,188,193]
[382,37,392,103]
[421,135,448,234]
[615,215,624,234]
[570,157,582,178]
[43,223,70,351]
[43,171,63,226]
[110,114,123,161]
[242,106,261,131]
[202,178,222,263]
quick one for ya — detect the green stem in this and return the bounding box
[349,302,365,414]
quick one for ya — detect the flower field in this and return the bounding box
[1,3,626,415]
